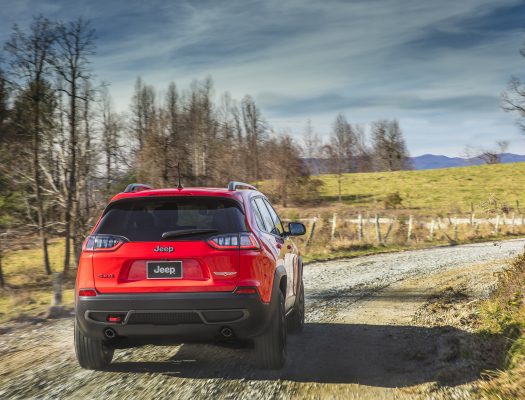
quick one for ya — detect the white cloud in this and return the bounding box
[1,0,524,156]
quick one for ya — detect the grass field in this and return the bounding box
[282,162,525,216]
[273,162,525,262]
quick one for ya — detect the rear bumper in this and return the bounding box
[75,290,277,342]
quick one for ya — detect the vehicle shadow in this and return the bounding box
[107,322,502,387]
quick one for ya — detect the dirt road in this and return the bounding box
[1,239,523,399]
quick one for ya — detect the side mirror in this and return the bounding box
[288,222,306,236]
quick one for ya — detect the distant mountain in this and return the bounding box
[411,153,525,170]
[303,153,525,173]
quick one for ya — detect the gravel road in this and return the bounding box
[1,239,523,400]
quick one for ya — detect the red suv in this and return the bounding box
[74,181,306,370]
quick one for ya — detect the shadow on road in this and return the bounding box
[107,322,502,387]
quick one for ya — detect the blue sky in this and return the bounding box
[1,0,525,156]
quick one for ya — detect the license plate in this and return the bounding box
[146,261,183,279]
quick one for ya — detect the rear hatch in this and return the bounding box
[89,196,246,293]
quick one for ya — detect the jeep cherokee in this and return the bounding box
[74,181,306,370]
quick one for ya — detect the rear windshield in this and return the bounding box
[95,197,246,241]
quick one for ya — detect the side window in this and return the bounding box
[251,199,267,232]
[254,198,277,235]
[263,199,284,235]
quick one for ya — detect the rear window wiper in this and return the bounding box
[161,229,218,239]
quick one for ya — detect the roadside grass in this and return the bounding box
[297,214,525,263]
[477,253,525,398]
[0,239,75,324]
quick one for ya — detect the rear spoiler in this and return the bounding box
[227,181,257,191]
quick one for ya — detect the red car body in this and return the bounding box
[74,182,305,369]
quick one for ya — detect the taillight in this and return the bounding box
[107,315,124,323]
[78,288,97,297]
[83,235,128,251]
[207,233,259,250]
[235,286,258,295]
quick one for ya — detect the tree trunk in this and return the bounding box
[64,77,78,272]
[105,123,111,190]
[0,240,4,287]
[34,98,51,275]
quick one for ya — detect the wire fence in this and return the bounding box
[284,211,525,249]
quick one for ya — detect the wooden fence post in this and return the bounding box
[429,219,435,241]
[495,214,500,234]
[366,212,371,242]
[375,214,382,244]
[407,215,413,241]
[331,213,337,241]
[383,218,394,244]
[512,212,516,233]
[470,202,475,226]
[357,213,363,242]
[305,216,318,247]
[453,218,458,241]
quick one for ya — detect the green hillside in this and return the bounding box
[314,162,525,214]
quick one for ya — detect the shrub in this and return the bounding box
[384,192,403,209]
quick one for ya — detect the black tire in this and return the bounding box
[74,319,114,370]
[287,281,304,334]
[255,290,286,369]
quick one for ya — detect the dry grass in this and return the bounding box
[477,253,525,399]
[0,239,75,323]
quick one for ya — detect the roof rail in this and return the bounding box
[123,183,154,193]
[228,181,257,191]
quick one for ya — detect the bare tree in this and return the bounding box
[52,18,95,272]
[215,92,240,181]
[502,74,525,133]
[130,77,156,152]
[323,114,355,201]
[4,16,57,275]
[100,87,122,190]
[166,82,186,185]
[372,119,411,171]
[0,69,7,125]
[465,140,509,165]
[302,119,322,174]
[266,134,307,206]
[241,95,267,183]
[353,124,373,172]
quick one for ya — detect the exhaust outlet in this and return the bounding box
[220,327,233,338]
[104,328,116,339]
